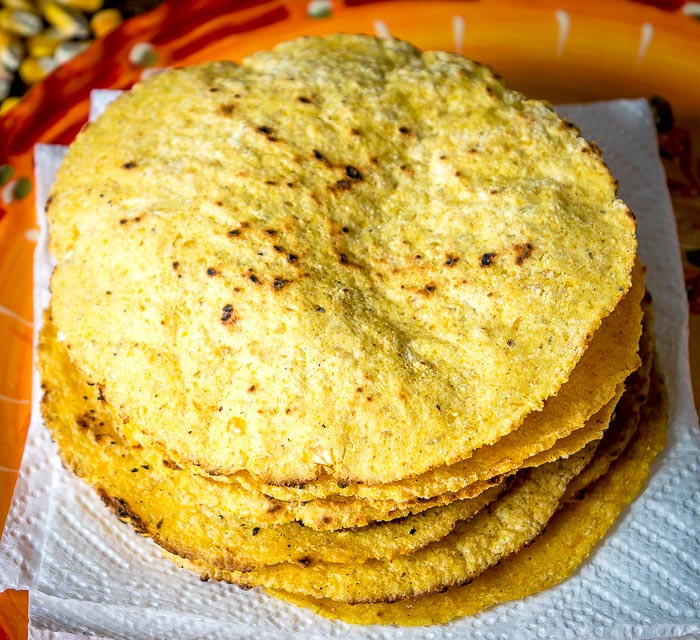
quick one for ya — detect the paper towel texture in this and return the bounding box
[0,95,698,640]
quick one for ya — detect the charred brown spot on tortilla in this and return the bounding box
[344,165,363,180]
[272,277,290,291]
[119,213,145,226]
[444,255,460,267]
[97,489,147,534]
[162,459,182,470]
[219,104,235,116]
[122,161,137,170]
[480,252,496,267]
[514,242,534,265]
[221,304,239,325]
[266,502,282,514]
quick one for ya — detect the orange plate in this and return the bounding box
[1,1,699,636]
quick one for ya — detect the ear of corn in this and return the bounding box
[0,0,144,116]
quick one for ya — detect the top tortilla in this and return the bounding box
[47,34,637,485]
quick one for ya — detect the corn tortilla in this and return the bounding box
[42,309,626,532]
[166,446,596,604]
[39,316,508,567]
[563,297,654,502]
[116,259,644,506]
[271,357,667,623]
[47,34,637,486]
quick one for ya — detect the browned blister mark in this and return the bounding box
[221,304,239,325]
[480,252,496,267]
[514,242,533,265]
[97,489,147,534]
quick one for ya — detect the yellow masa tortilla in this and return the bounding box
[47,34,637,487]
[272,358,667,623]
[39,316,506,568]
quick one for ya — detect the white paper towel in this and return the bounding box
[1,95,698,640]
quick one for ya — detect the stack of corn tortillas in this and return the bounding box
[38,34,667,625]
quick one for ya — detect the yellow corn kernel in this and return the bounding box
[0,39,23,71]
[0,29,24,71]
[1,0,36,11]
[129,42,157,68]
[19,55,58,84]
[57,0,104,13]
[41,1,89,38]
[27,28,65,57]
[90,7,120,38]
[0,8,43,37]
[0,95,19,115]
[54,38,89,64]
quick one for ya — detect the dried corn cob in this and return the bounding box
[0,0,158,116]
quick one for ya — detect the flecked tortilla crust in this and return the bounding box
[42,261,640,530]
[271,357,667,624]
[39,316,508,567]
[47,34,637,486]
[43,308,627,532]
[165,446,595,604]
[562,296,654,502]
[105,258,643,511]
[198,261,643,501]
